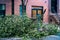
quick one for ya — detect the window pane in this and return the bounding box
[20,5,22,16]
[0,5,5,10]
[51,0,57,13]
[38,10,42,14]
[0,4,5,16]
[32,10,36,18]
[2,5,5,10]
[0,5,2,10]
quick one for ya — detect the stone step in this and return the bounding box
[49,14,60,24]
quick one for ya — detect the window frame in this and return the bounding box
[0,4,6,16]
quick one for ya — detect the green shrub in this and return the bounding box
[0,15,58,39]
[42,24,58,35]
[26,24,58,38]
[0,15,32,38]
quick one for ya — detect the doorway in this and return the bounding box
[31,6,43,20]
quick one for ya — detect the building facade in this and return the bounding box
[0,0,60,24]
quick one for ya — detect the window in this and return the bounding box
[32,9,36,19]
[51,0,57,13]
[20,5,26,16]
[0,4,5,10]
[0,4,5,16]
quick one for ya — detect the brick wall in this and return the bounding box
[26,0,49,23]
[0,0,12,15]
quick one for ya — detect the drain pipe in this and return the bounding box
[12,0,14,15]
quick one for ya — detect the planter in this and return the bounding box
[0,38,22,40]
[41,35,60,40]
[0,38,39,40]
[56,32,60,36]
[0,35,60,40]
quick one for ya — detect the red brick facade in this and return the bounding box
[0,0,60,24]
